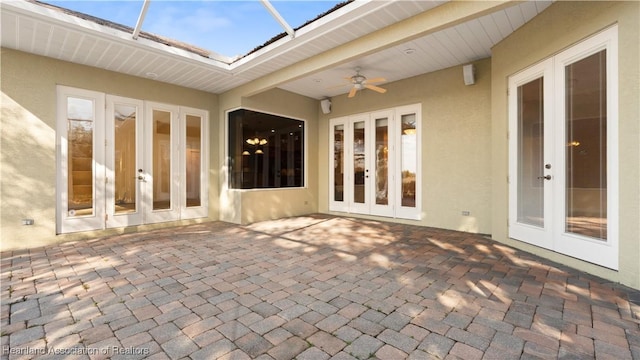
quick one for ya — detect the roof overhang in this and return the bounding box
[1,0,553,98]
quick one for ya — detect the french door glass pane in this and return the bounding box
[153,110,171,210]
[401,114,416,207]
[353,121,366,204]
[185,115,201,207]
[517,78,544,227]
[114,104,137,214]
[375,118,389,205]
[334,124,344,202]
[565,50,607,240]
[67,97,94,216]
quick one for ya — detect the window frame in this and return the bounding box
[225,107,308,191]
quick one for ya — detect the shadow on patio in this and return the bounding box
[2,214,639,359]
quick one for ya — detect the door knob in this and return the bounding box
[537,175,552,180]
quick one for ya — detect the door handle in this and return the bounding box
[537,175,552,180]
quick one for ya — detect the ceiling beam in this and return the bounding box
[260,0,295,38]
[132,0,151,40]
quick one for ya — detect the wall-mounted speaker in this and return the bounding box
[463,64,475,86]
[320,99,332,114]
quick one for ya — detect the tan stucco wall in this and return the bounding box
[491,1,640,289]
[217,88,319,224]
[1,49,219,251]
[318,58,493,234]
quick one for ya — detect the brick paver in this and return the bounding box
[2,215,639,359]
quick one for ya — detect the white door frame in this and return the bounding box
[180,106,209,219]
[552,26,618,269]
[369,110,395,218]
[56,86,105,234]
[508,26,618,270]
[328,104,422,220]
[349,114,372,215]
[508,59,554,250]
[57,87,209,233]
[143,101,181,224]
[105,95,144,228]
[329,117,349,213]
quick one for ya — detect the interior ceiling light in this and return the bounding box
[145,72,158,79]
[403,48,416,55]
[246,137,268,145]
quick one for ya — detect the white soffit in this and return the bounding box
[0,0,553,97]
[280,0,553,99]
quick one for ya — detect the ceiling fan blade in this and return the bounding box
[365,77,386,84]
[364,84,387,94]
[348,87,358,98]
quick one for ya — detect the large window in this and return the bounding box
[228,109,305,189]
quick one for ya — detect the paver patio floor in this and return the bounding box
[2,214,639,359]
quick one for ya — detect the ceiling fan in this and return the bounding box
[331,67,387,98]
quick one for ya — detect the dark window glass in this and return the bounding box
[228,109,304,189]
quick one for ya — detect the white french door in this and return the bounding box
[57,87,106,233]
[508,26,618,269]
[329,104,420,220]
[57,87,208,233]
[143,102,180,224]
[105,95,145,228]
[350,114,372,214]
[508,59,554,250]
